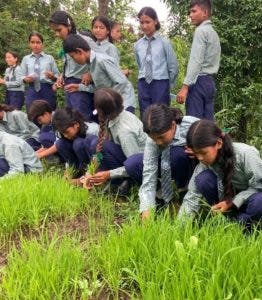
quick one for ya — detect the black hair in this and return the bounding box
[49,10,77,34]
[186,120,235,201]
[28,100,52,122]
[91,15,113,43]
[0,104,15,112]
[29,31,44,43]
[52,107,87,138]
[78,29,96,41]
[143,104,183,135]
[138,7,161,31]
[190,0,212,16]
[63,34,90,53]
[94,88,124,121]
[6,51,19,61]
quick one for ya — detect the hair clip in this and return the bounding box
[67,17,71,26]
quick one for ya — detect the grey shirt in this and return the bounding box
[108,110,147,178]
[79,50,135,109]
[20,52,60,84]
[184,20,221,86]
[0,111,40,141]
[139,116,199,212]
[0,131,42,178]
[178,143,262,218]
[4,65,25,91]
[97,39,120,65]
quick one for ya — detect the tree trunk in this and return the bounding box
[98,0,110,16]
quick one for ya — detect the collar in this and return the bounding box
[31,51,44,58]
[108,111,123,128]
[172,124,181,144]
[89,50,96,64]
[199,20,212,27]
[143,32,158,41]
[97,38,109,46]
[2,111,7,123]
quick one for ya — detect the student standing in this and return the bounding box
[0,131,42,178]
[20,32,59,111]
[134,7,179,117]
[82,88,147,194]
[178,120,262,226]
[176,0,221,120]
[49,10,98,121]
[110,21,122,43]
[0,51,25,110]
[0,104,40,150]
[138,104,198,220]
[63,34,136,113]
[92,16,120,65]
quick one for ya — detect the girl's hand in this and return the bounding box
[0,78,5,84]
[141,210,151,221]
[44,71,56,81]
[23,76,34,83]
[55,76,64,88]
[211,200,233,213]
[185,146,195,159]
[89,171,110,185]
[80,174,94,190]
[122,69,131,77]
[81,73,92,85]
[177,85,189,104]
[64,83,79,93]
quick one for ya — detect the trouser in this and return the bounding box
[55,135,97,170]
[195,169,262,224]
[124,146,194,189]
[138,79,170,118]
[64,77,95,122]
[26,83,56,112]
[185,75,215,120]
[5,90,24,110]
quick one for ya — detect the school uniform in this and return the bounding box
[64,34,100,121]
[134,32,179,116]
[98,110,147,179]
[96,39,120,65]
[184,20,221,120]
[138,116,199,213]
[79,50,135,113]
[21,51,59,111]
[4,65,25,109]
[0,110,41,150]
[38,113,56,149]
[55,122,99,170]
[0,131,42,177]
[178,143,262,225]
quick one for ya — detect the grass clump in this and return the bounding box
[88,215,262,299]
[0,234,90,299]
[0,173,89,236]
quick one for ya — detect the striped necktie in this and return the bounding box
[33,55,41,92]
[144,37,154,84]
[160,144,174,203]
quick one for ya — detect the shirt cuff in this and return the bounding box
[109,166,128,178]
[139,190,156,213]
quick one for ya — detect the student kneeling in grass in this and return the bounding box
[28,100,56,149]
[138,104,199,220]
[178,120,262,227]
[62,34,136,113]
[0,131,42,178]
[36,108,98,178]
[81,88,147,195]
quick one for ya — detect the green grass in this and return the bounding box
[0,173,261,299]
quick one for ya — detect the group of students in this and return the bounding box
[0,0,261,227]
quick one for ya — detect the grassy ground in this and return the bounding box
[0,173,261,299]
